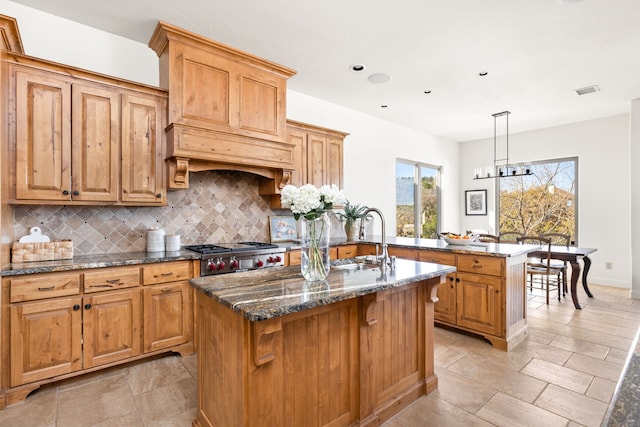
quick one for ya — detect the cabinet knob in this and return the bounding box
[62,190,70,196]
[84,303,91,310]
[73,304,80,311]
[73,191,80,196]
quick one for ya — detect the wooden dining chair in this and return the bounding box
[541,233,571,297]
[499,231,524,244]
[516,236,562,305]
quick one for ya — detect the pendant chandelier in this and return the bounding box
[473,111,532,180]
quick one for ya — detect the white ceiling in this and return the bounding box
[11,0,640,141]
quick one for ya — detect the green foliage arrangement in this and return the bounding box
[337,200,370,226]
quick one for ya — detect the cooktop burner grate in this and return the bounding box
[183,244,232,254]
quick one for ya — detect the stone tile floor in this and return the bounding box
[0,284,636,426]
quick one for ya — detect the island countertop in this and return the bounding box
[356,236,534,258]
[190,258,455,322]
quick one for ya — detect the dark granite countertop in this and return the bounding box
[190,258,455,322]
[603,327,640,426]
[0,250,199,277]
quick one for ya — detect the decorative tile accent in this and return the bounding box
[13,171,348,256]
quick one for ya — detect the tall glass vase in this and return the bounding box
[300,212,331,281]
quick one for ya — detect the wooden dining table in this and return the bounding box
[528,245,597,309]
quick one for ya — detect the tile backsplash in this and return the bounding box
[13,171,349,256]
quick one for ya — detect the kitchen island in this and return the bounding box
[357,237,532,351]
[190,258,455,427]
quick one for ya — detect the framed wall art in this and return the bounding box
[269,215,298,242]
[465,190,487,216]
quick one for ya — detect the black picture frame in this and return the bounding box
[465,190,487,216]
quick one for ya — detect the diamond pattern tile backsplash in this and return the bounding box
[13,171,348,255]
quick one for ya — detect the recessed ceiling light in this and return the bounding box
[381,105,388,108]
[424,90,432,94]
[478,71,488,77]
[368,73,391,84]
[575,85,600,95]
[350,64,366,72]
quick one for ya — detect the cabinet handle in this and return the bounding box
[38,286,55,291]
[160,272,173,277]
[73,304,80,311]
[106,279,120,284]
[62,190,70,196]
[472,263,484,268]
[84,303,91,310]
[73,190,80,196]
[161,288,172,293]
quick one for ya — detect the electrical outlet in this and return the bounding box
[605,262,613,270]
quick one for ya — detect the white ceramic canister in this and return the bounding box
[165,234,181,252]
[146,227,165,252]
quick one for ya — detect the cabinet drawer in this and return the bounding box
[418,250,456,266]
[457,254,502,277]
[337,245,357,259]
[10,272,80,302]
[143,262,191,285]
[389,247,418,260]
[84,266,141,293]
[288,250,301,266]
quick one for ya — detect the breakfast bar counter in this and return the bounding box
[190,259,454,427]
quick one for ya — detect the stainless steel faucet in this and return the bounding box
[359,207,389,270]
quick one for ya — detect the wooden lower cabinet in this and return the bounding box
[143,281,192,353]
[10,297,82,387]
[83,289,141,369]
[1,261,194,408]
[194,278,440,427]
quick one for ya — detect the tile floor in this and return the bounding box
[0,283,636,427]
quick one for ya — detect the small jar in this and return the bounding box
[146,228,165,252]
[165,234,181,252]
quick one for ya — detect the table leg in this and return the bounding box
[569,259,582,309]
[582,256,594,298]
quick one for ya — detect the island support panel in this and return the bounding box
[194,277,441,427]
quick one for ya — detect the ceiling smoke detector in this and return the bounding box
[368,73,391,84]
[575,85,600,96]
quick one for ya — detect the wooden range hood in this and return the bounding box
[148,22,297,195]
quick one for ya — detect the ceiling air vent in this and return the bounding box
[575,85,600,96]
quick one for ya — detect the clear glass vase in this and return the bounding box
[300,212,331,281]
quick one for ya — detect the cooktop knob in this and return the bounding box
[256,259,264,268]
[207,260,216,271]
[230,257,239,269]
[216,259,226,270]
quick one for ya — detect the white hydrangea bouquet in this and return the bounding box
[281,184,345,280]
[280,184,345,220]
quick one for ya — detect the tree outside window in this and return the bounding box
[499,158,577,243]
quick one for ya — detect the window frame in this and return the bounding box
[395,159,441,239]
[495,156,578,244]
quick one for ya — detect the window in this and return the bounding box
[498,157,577,243]
[396,160,440,238]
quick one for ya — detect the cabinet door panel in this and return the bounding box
[456,272,502,336]
[10,297,82,386]
[83,290,141,368]
[434,274,457,324]
[143,281,192,352]
[14,69,72,200]
[306,133,326,187]
[71,84,119,201]
[121,93,166,204]
[326,137,343,188]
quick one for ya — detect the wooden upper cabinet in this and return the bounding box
[121,93,166,204]
[71,83,119,202]
[287,120,348,189]
[14,68,72,201]
[7,54,168,205]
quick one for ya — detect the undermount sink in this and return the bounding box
[333,256,379,271]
